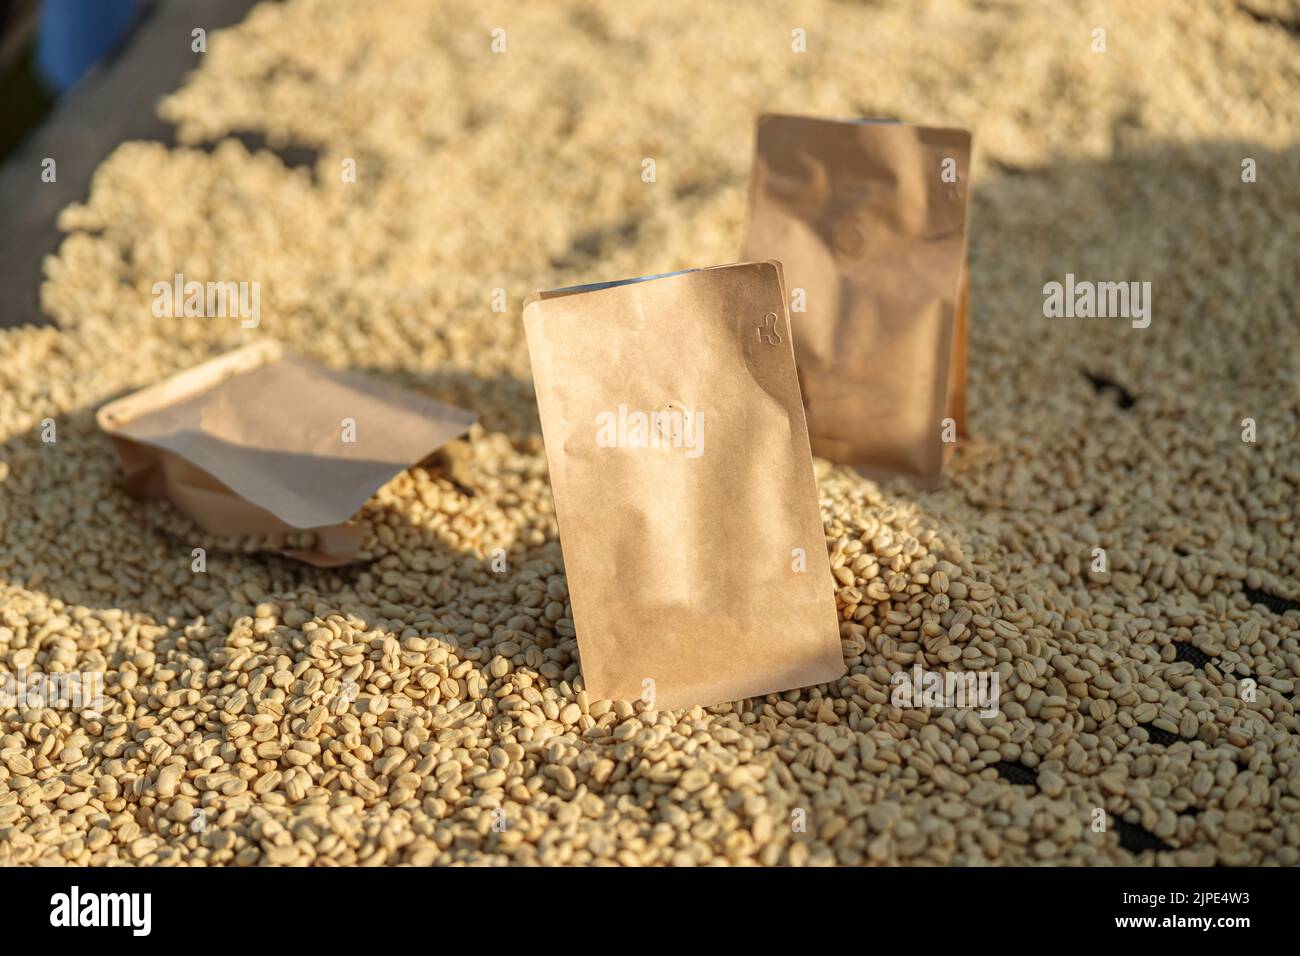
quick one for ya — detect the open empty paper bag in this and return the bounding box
[97,340,476,565]
[742,114,972,488]
[523,261,845,711]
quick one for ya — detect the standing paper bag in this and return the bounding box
[742,114,972,488]
[523,261,845,711]
[97,340,476,566]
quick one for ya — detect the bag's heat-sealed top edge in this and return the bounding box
[96,339,284,433]
[523,260,783,312]
[757,112,972,144]
[529,268,702,302]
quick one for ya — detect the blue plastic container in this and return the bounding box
[36,0,141,93]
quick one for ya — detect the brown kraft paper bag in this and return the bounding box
[97,340,476,566]
[742,114,972,488]
[523,261,845,711]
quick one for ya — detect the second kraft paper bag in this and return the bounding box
[97,340,476,566]
[742,114,972,488]
[523,262,845,710]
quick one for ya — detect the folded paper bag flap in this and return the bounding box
[158,451,307,536]
[148,445,365,567]
[95,340,282,432]
[97,342,477,529]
